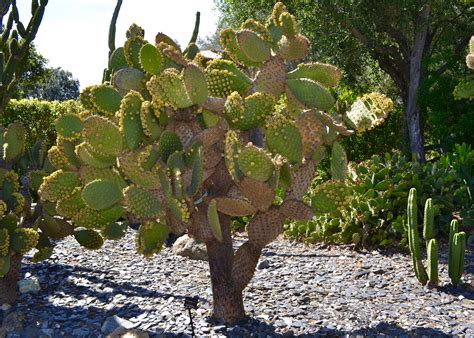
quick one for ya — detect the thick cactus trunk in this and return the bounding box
[205,218,246,324]
[0,254,22,305]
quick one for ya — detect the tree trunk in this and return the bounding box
[0,254,22,305]
[205,217,246,324]
[406,4,431,162]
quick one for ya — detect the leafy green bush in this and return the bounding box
[0,99,82,147]
[285,144,473,247]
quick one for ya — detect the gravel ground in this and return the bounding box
[2,231,473,337]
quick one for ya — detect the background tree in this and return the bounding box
[215,0,474,160]
[25,67,80,101]
[0,0,48,112]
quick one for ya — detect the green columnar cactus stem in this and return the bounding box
[407,188,428,285]
[427,238,439,286]
[448,218,466,286]
[423,198,435,242]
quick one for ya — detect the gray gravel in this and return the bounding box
[2,231,473,337]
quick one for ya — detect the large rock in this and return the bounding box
[101,315,135,336]
[172,235,208,261]
[108,327,150,338]
[17,277,41,294]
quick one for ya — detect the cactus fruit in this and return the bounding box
[34,2,393,322]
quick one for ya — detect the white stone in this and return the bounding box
[17,277,41,294]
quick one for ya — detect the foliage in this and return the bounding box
[0,99,82,148]
[215,0,474,159]
[0,0,49,113]
[285,145,473,247]
[24,67,80,101]
[36,2,392,322]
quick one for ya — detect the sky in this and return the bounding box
[17,0,219,88]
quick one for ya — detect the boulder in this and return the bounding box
[172,234,208,261]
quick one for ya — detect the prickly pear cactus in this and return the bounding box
[40,2,392,321]
[0,122,63,282]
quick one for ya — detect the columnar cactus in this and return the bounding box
[39,2,392,322]
[408,189,466,287]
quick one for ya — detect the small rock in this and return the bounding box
[0,303,11,312]
[101,315,135,335]
[257,259,270,269]
[17,277,41,294]
[172,235,208,261]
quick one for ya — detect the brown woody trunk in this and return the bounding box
[0,254,22,305]
[205,217,246,324]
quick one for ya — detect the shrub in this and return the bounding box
[285,145,473,247]
[0,99,82,147]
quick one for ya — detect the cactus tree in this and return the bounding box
[39,2,392,322]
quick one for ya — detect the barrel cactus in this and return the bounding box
[39,2,392,322]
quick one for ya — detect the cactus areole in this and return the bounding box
[36,3,392,323]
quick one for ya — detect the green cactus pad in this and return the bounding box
[224,130,242,182]
[117,150,161,188]
[78,166,127,189]
[57,139,81,167]
[220,28,260,67]
[75,142,116,169]
[265,114,302,165]
[183,42,200,60]
[279,12,298,38]
[39,214,74,240]
[286,78,335,111]
[277,35,310,61]
[72,205,125,229]
[119,91,145,150]
[225,92,275,130]
[47,145,73,170]
[56,187,85,218]
[147,69,193,109]
[3,122,25,162]
[236,30,271,63]
[28,170,47,192]
[10,228,39,254]
[39,170,81,202]
[423,198,435,240]
[237,144,274,182]
[167,197,190,223]
[0,255,10,278]
[140,43,163,75]
[102,222,128,240]
[136,221,169,256]
[427,238,439,285]
[84,115,123,158]
[205,59,252,97]
[330,142,347,181]
[74,228,104,250]
[287,62,342,88]
[55,114,84,141]
[241,19,272,42]
[90,85,122,116]
[124,185,162,219]
[183,64,208,105]
[140,101,162,140]
[112,68,146,94]
[208,199,223,242]
[187,146,203,197]
[81,179,123,210]
[0,228,9,256]
[159,131,183,162]
[109,47,128,71]
[125,36,146,69]
[31,247,54,263]
[311,180,351,217]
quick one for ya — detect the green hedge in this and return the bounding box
[0,99,82,147]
